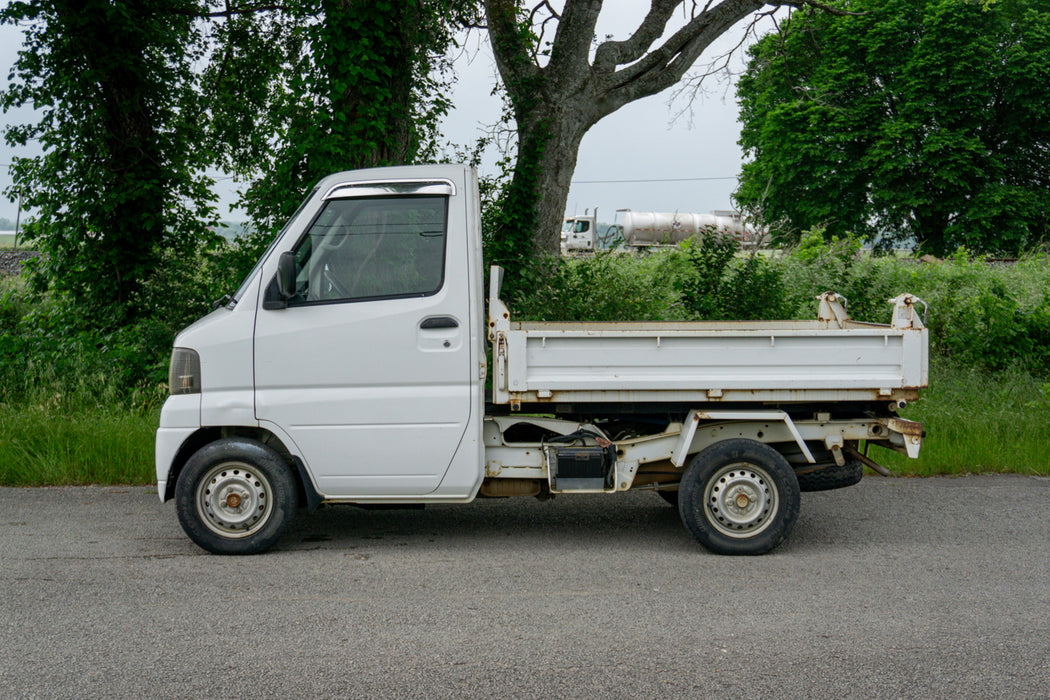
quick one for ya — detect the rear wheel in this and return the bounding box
[678,439,800,555]
[175,438,297,555]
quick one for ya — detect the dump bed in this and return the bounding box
[487,267,928,407]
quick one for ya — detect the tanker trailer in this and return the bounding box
[619,210,751,250]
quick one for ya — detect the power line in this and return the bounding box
[571,176,738,184]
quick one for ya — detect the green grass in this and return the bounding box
[0,405,158,485]
[878,361,1050,476]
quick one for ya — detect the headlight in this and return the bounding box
[168,348,201,395]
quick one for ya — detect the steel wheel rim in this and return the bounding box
[704,462,779,538]
[196,461,274,539]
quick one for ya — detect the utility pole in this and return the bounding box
[14,189,21,250]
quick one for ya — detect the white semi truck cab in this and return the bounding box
[561,213,597,252]
[157,164,928,556]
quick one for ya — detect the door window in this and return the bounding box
[289,196,447,304]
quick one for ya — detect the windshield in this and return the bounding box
[231,186,320,302]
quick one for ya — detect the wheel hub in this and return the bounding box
[196,463,273,538]
[704,463,778,538]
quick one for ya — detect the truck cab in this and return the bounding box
[157,166,488,548]
[560,213,596,253]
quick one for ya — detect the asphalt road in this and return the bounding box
[1,475,1048,699]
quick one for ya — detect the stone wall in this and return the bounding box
[0,251,39,276]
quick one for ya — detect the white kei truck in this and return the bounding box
[156,164,929,556]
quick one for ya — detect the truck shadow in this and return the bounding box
[280,492,693,554]
[274,485,912,555]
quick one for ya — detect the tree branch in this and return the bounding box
[484,0,543,108]
[598,0,763,106]
[546,0,602,77]
[527,1,560,60]
[592,0,680,73]
[593,1,858,117]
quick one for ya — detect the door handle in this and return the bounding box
[420,316,459,329]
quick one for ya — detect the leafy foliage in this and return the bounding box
[0,236,252,410]
[735,0,1050,255]
[667,235,740,319]
[511,252,681,322]
[1,0,219,328]
[207,0,478,233]
[2,0,480,335]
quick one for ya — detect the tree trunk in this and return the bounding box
[59,0,166,318]
[516,109,589,257]
[325,0,420,168]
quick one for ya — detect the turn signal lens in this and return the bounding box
[168,348,201,395]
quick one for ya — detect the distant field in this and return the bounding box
[0,233,20,249]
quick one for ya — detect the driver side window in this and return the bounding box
[289,195,448,304]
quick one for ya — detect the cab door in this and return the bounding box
[253,175,475,497]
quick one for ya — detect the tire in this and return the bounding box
[175,438,297,555]
[678,438,800,555]
[795,460,863,492]
[657,490,679,507]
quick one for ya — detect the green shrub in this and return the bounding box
[1,243,1049,485]
[505,243,1050,376]
[512,252,681,321]
[666,234,738,318]
[720,253,790,320]
[890,253,1050,374]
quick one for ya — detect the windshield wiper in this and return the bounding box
[212,294,237,310]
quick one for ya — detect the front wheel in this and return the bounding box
[175,438,297,555]
[678,439,800,555]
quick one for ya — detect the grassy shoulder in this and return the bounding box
[878,362,1050,476]
[0,405,158,486]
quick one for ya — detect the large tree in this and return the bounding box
[735,0,1050,255]
[482,0,836,269]
[3,0,479,324]
[1,0,217,326]
[207,0,479,231]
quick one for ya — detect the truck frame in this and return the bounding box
[156,164,927,556]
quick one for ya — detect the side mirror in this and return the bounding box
[276,251,297,300]
[263,251,298,310]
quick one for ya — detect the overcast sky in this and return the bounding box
[0,3,772,226]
